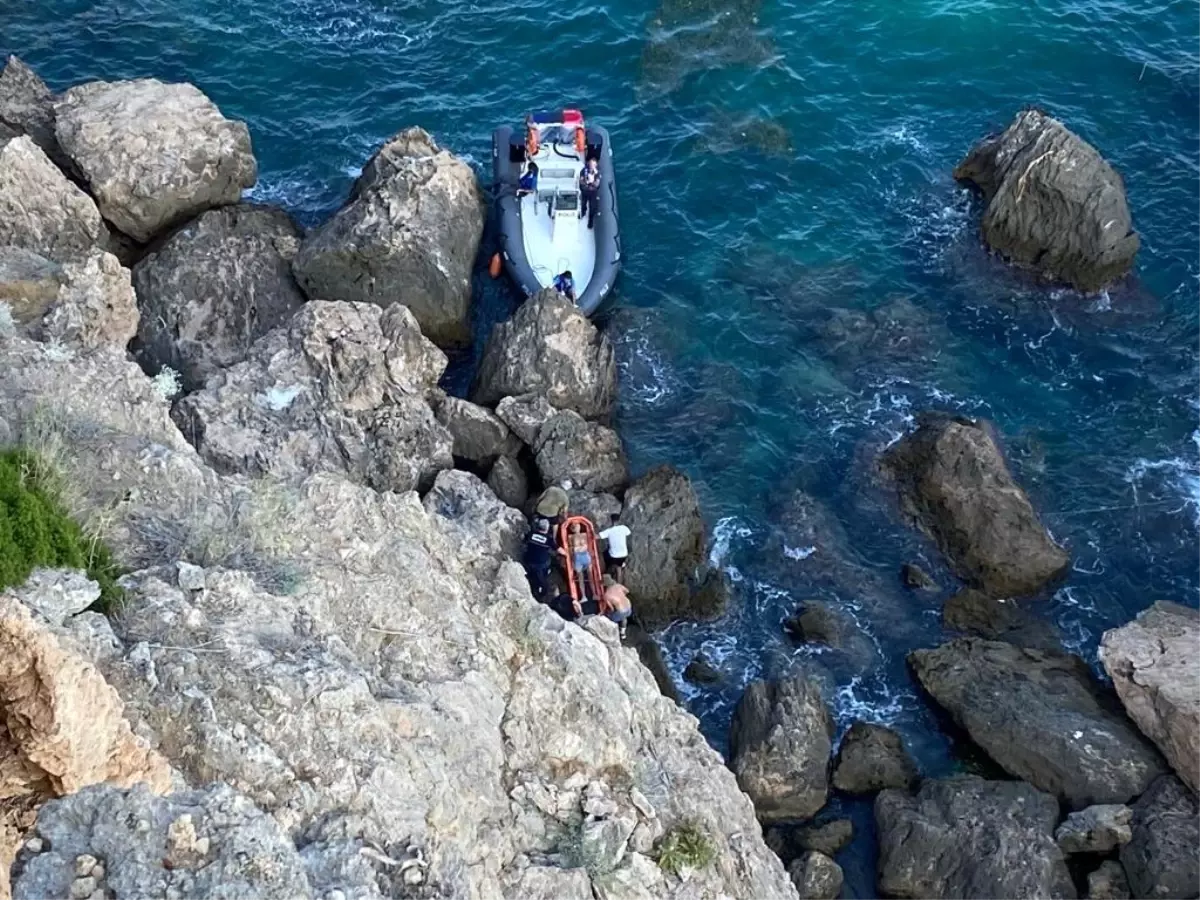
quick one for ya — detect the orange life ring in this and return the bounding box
[488,253,502,278]
[526,126,540,157]
[574,126,586,154]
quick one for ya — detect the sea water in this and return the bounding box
[4,0,1196,894]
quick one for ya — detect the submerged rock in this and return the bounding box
[955,107,1138,292]
[783,601,851,647]
[831,722,919,794]
[910,638,1166,807]
[683,652,723,685]
[900,562,937,591]
[472,290,617,419]
[1119,775,1199,900]
[173,301,452,493]
[0,135,107,262]
[788,850,843,900]
[875,776,1075,899]
[534,410,628,494]
[882,414,1069,597]
[943,588,1064,652]
[54,78,256,242]
[730,674,834,822]
[1099,601,1199,793]
[1055,804,1133,855]
[292,127,483,347]
[132,204,306,391]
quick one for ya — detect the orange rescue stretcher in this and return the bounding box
[558,515,606,609]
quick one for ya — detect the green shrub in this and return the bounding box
[655,821,716,876]
[0,449,123,610]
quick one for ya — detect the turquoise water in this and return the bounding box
[5,0,1197,893]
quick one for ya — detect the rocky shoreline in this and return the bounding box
[0,55,1196,900]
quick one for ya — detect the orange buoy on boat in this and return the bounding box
[574,125,586,154]
[488,252,502,278]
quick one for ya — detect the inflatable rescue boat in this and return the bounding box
[492,109,620,316]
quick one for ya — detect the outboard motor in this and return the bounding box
[585,128,604,163]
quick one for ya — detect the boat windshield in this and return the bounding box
[537,124,579,146]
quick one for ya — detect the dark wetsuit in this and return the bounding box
[523,528,555,599]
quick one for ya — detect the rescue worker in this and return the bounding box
[535,482,570,528]
[517,161,539,197]
[553,270,576,303]
[601,574,632,639]
[579,157,601,229]
[598,514,631,584]
[523,516,555,600]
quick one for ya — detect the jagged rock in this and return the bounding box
[495,392,557,446]
[534,410,628,494]
[0,136,107,262]
[943,588,1063,652]
[1055,804,1133,854]
[619,466,707,626]
[592,852,666,900]
[35,250,138,350]
[788,851,843,899]
[683,653,722,685]
[435,395,522,466]
[1087,861,1131,900]
[292,127,483,347]
[1099,601,1199,793]
[876,776,1075,899]
[882,414,1068,597]
[13,783,313,900]
[54,79,256,242]
[578,815,636,875]
[1119,775,1199,900]
[0,247,65,322]
[730,674,834,822]
[173,301,452,493]
[0,56,68,173]
[11,569,99,626]
[623,623,680,702]
[900,562,937,591]
[910,638,1166,807]
[783,601,850,647]
[505,866,593,900]
[954,108,1138,292]
[131,204,306,391]
[422,468,527,583]
[565,489,622,531]
[487,455,528,510]
[53,611,122,666]
[471,291,617,419]
[832,722,919,794]
[0,330,798,900]
[796,819,853,856]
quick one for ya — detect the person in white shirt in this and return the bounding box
[598,515,631,584]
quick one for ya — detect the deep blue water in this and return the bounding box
[4,0,1198,895]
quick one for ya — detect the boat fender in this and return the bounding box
[526,124,540,157]
[488,252,502,278]
[574,126,586,154]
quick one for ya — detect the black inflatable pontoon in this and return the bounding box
[492,110,620,316]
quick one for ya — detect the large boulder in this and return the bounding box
[1055,804,1133,855]
[1099,601,1199,793]
[1087,861,1132,900]
[831,722,919,794]
[54,79,256,243]
[0,56,70,173]
[0,135,107,261]
[292,127,483,347]
[1119,775,1199,900]
[495,392,557,446]
[434,395,522,466]
[619,466,707,626]
[875,776,1075,899]
[0,247,64,320]
[729,674,834,822]
[486,455,528,510]
[954,107,1138,292]
[910,638,1167,807]
[132,204,306,391]
[422,468,527,584]
[788,851,843,900]
[882,414,1069,597]
[173,301,452,493]
[534,410,629,494]
[471,290,617,419]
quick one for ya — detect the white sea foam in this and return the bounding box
[709,517,752,570]
[1125,453,1200,526]
[614,325,679,408]
[783,544,816,561]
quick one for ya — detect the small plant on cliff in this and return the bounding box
[654,821,715,876]
[0,448,124,609]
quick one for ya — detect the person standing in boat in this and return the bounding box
[579,157,601,230]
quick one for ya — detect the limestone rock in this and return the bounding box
[730,674,834,822]
[534,410,628,494]
[0,136,107,262]
[944,587,1064,652]
[591,853,666,900]
[471,290,617,419]
[831,721,919,794]
[900,562,937,591]
[292,127,483,346]
[504,866,593,900]
[796,819,853,856]
[495,392,557,446]
[173,301,452,493]
[1119,775,1199,900]
[54,79,257,242]
[565,489,622,531]
[435,395,521,466]
[910,638,1166,807]
[0,56,67,173]
[422,468,527,583]
[1099,601,1199,793]
[487,455,529,510]
[36,250,137,350]
[132,204,306,391]
[882,414,1069,597]
[788,851,843,900]
[1056,804,1133,854]
[955,108,1138,292]
[783,601,851,647]
[619,466,707,626]
[875,776,1075,899]
[11,569,99,626]
[1087,861,1131,900]
[0,247,65,323]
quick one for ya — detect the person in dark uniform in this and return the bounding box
[579,157,601,229]
[523,517,555,599]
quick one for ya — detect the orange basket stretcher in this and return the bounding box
[558,515,606,610]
